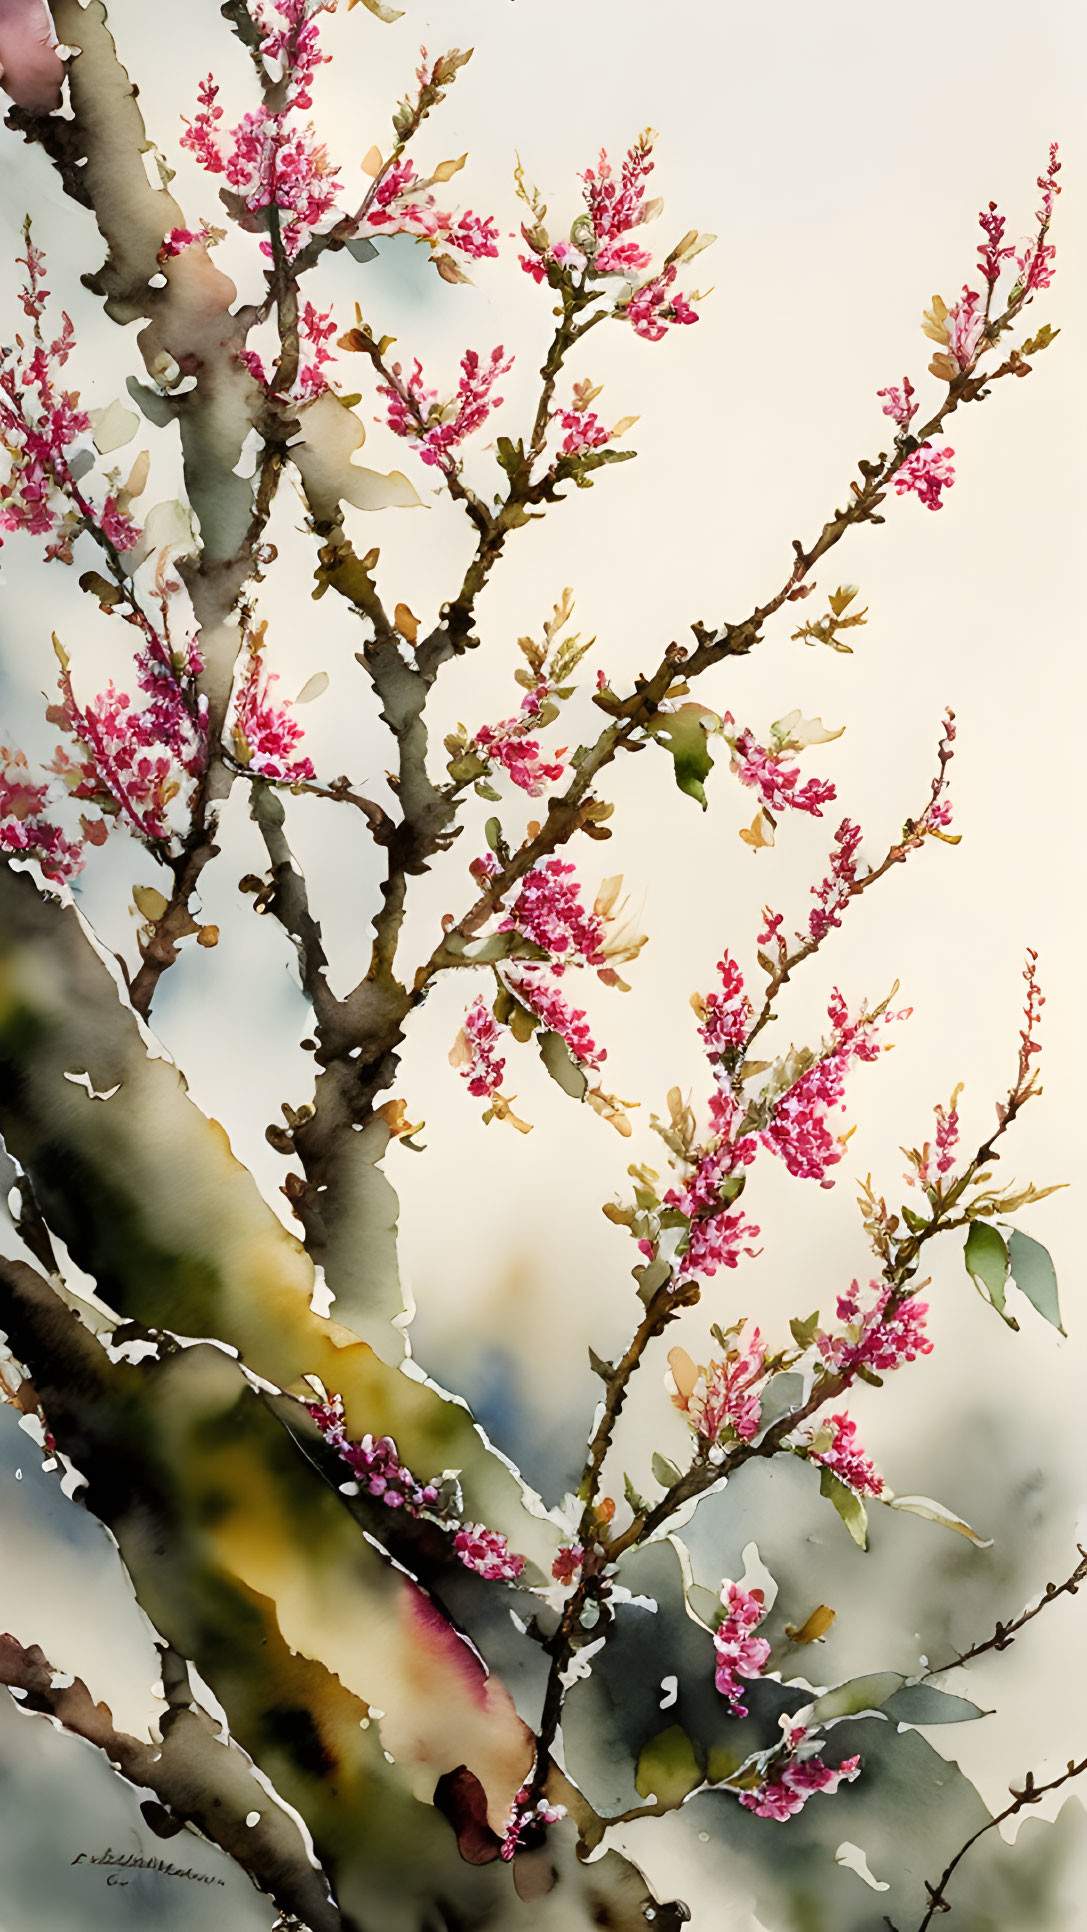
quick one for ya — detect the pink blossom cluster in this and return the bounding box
[48,645,208,849]
[1014,143,1061,294]
[944,287,985,372]
[808,1412,883,1498]
[452,1524,525,1582]
[726,720,837,819]
[678,1205,762,1282]
[876,376,918,427]
[556,408,613,456]
[714,1583,771,1715]
[817,1281,932,1381]
[623,262,700,342]
[694,952,752,1057]
[0,743,82,882]
[306,1396,441,1511]
[519,134,700,342]
[698,1335,768,1442]
[806,817,863,944]
[244,299,338,398]
[0,233,113,562]
[182,0,341,262]
[894,442,955,512]
[307,1394,526,1583]
[361,156,499,264]
[379,346,512,473]
[457,997,507,1100]
[582,139,656,273]
[503,964,605,1071]
[500,1785,566,1861]
[760,991,889,1187]
[500,859,606,972]
[159,224,219,260]
[739,1728,861,1821]
[907,1085,962,1189]
[466,682,566,797]
[977,201,1015,289]
[229,631,315,783]
[551,1542,584,1584]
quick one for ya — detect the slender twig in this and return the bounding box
[883,1755,1087,1932]
[522,1001,1044,1808]
[923,1548,1087,1680]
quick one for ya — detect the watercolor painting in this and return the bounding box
[0,3,1083,1928]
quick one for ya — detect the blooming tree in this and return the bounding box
[0,4,1079,1930]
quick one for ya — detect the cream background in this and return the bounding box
[0,0,1085,1924]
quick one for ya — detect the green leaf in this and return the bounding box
[484,817,503,853]
[757,1371,804,1431]
[819,1465,868,1549]
[623,1471,649,1517]
[1007,1229,1065,1335]
[652,1452,683,1489]
[634,1257,671,1305]
[882,1683,987,1725]
[964,1222,1018,1328]
[811,1672,904,1723]
[881,1494,992,1547]
[495,435,525,483]
[537,1030,588,1101]
[789,1309,820,1351]
[648,703,721,809]
[634,1724,704,1806]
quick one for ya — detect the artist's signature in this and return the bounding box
[71,1847,225,1888]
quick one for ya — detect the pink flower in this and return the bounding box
[807,818,862,942]
[977,202,1014,289]
[817,1281,933,1380]
[945,287,985,372]
[454,997,507,1100]
[467,681,565,798]
[362,153,498,264]
[1014,142,1061,294]
[500,1784,566,1861]
[582,136,656,263]
[308,1394,527,1581]
[877,376,918,427]
[48,643,207,849]
[714,1583,771,1716]
[503,965,605,1072]
[669,1330,768,1447]
[808,1412,883,1497]
[551,1543,584,1584]
[518,133,702,342]
[726,720,836,819]
[739,1740,861,1820]
[906,1083,963,1188]
[379,346,512,474]
[0,741,82,881]
[557,408,612,456]
[500,859,606,971]
[308,1396,442,1511]
[452,1524,525,1582]
[623,261,699,342]
[229,627,315,784]
[680,1206,762,1282]
[181,20,341,262]
[99,493,141,553]
[894,442,955,512]
[693,952,752,1056]
[760,991,891,1187]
